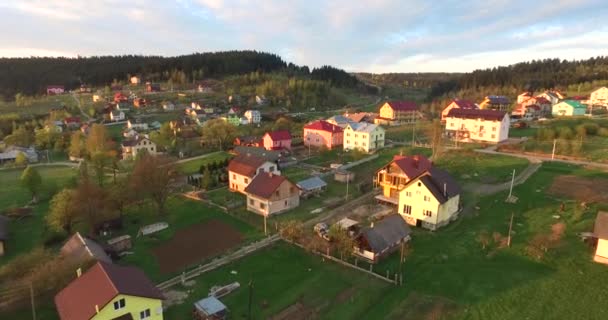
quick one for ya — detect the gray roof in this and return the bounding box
[417,167,461,204]
[348,122,381,133]
[296,176,327,191]
[360,215,411,253]
[194,296,227,315]
[0,215,8,240]
[234,146,280,162]
[60,232,112,263]
[327,115,351,124]
[595,211,608,239]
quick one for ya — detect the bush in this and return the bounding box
[598,128,608,137]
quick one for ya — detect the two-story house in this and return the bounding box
[512,104,541,120]
[55,261,163,320]
[244,172,299,216]
[303,120,344,150]
[520,96,552,115]
[374,101,420,126]
[343,123,385,153]
[110,110,125,122]
[228,154,280,194]
[244,110,261,124]
[445,109,510,143]
[262,130,292,151]
[441,99,478,122]
[121,137,157,160]
[552,100,588,117]
[375,154,433,206]
[517,92,533,104]
[589,87,608,106]
[478,96,511,112]
[536,91,563,105]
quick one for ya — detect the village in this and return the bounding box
[2,73,608,320]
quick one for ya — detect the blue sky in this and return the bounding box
[0,0,607,72]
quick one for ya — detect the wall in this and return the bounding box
[93,294,163,320]
[398,179,439,226]
[229,161,280,193]
[595,239,608,264]
[445,115,509,143]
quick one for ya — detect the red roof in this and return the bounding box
[55,262,163,320]
[447,108,506,121]
[519,92,532,96]
[228,154,270,177]
[244,173,291,199]
[533,97,550,104]
[47,85,65,89]
[304,120,343,133]
[386,101,418,111]
[64,117,81,124]
[452,99,477,109]
[265,130,292,141]
[390,154,433,179]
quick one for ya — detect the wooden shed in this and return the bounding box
[193,296,228,320]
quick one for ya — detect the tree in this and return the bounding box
[273,117,292,131]
[201,119,238,150]
[47,189,79,234]
[130,154,177,215]
[85,124,116,186]
[279,220,304,242]
[14,151,27,166]
[328,225,355,260]
[107,178,132,218]
[426,119,444,160]
[201,167,212,190]
[20,166,42,202]
[68,131,85,159]
[73,170,109,235]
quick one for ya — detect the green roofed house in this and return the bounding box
[552,100,588,117]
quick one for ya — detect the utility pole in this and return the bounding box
[508,169,516,199]
[551,139,557,160]
[247,280,253,320]
[507,212,514,247]
[30,282,36,320]
[264,215,267,236]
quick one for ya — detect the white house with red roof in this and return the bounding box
[263,130,292,150]
[374,101,421,126]
[441,99,478,122]
[303,120,344,150]
[520,96,551,115]
[512,104,541,120]
[228,154,280,193]
[445,109,510,143]
[47,85,65,95]
[244,172,299,216]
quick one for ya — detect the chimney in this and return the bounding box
[413,155,419,168]
[95,305,99,314]
[370,222,374,228]
[443,183,447,197]
[76,268,82,278]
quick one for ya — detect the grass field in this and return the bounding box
[435,150,530,184]
[176,151,232,174]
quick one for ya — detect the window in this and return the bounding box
[249,199,254,205]
[284,200,288,206]
[269,166,275,172]
[450,122,455,127]
[492,127,497,132]
[491,134,496,139]
[258,168,263,174]
[260,203,266,209]
[403,205,412,214]
[140,309,151,319]
[290,187,295,194]
[417,182,421,187]
[423,195,430,202]
[346,133,350,137]
[423,210,432,217]
[113,298,125,310]
[405,191,412,197]
[275,191,280,197]
[362,142,366,146]
[346,140,350,144]
[354,141,358,145]
[232,174,236,180]
[244,178,249,184]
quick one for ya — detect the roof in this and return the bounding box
[335,217,359,230]
[327,115,353,125]
[0,215,8,241]
[530,97,550,104]
[446,108,507,121]
[594,211,608,239]
[415,167,462,204]
[452,99,478,109]
[121,137,151,147]
[559,100,587,110]
[244,173,289,199]
[236,136,261,144]
[296,176,327,191]
[485,95,510,105]
[347,122,381,133]
[389,154,433,179]
[228,154,270,177]
[60,232,112,263]
[233,146,280,162]
[360,215,411,253]
[519,92,532,97]
[385,101,418,111]
[55,262,163,320]
[265,130,292,141]
[194,296,227,316]
[345,112,370,123]
[304,120,343,133]
[64,117,81,124]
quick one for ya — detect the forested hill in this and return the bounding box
[354,72,462,89]
[0,51,365,100]
[429,56,608,99]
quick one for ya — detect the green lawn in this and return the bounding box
[435,150,530,184]
[508,127,538,138]
[176,151,232,174]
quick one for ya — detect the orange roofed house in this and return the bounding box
[303,120,344,150]
[228,154,280,194]
[244,172,300,216]
[55,261,164,320]
[374,101,421,126]
[375,154,433,206]
[262,130,292,150]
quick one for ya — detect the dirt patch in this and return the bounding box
[270,302,316,320]
[153,220,243,274]
[547,175,608,203]
[387,293,459,320]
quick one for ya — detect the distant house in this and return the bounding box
[193,296,227,320]
[92,94,103,102]
[127,119,149,131]
[145,82,161,93]
[133,98,147,108]
[162,102,175,111]
[0,146,38,163]
[374,101,421,126]
[228,154,280,193]
[296,176,327,198]
[303,120,344,150]
[222,114,241,126]
[130,76,141,85]
[123,128,138,138]
[589,87,608,106]
[536,91,562,105]
[240,117,249,125]
[441,99,478,122]
[121,136,157,160]
[445,109,509,143]
[517,92,533,104]
[354,215,412,263]
[263,130,292,151]
[55,261,164,320]
[255,95,268,105]
[594,211,608,265]
[0,215,8,256]
[552,100,587,117]
[244,173,299,216]
[149,121,162,130]
[110,110,125,122]
[234,136,262,147]
[512,104,541,120]
[197,83,213,93]
[244,110,261,124]
[64,117,81,129]
[47,85,65,95]
[111,84,123,91]
[478,95,511,112]
[343,122,385,153]
[203,106,215,115]
[228,107,240,115]
[520,96,552,115]
[60,232,112,264]
[345,112,375,123]
[326,115,354,128]
[114,92,128,103]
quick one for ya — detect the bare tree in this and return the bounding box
[130,154,177,215]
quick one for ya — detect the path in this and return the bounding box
[173,151,225,165]
[70,93,93,121]
[463,160,542,196]
[474,148,608,171]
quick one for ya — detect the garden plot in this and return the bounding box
[547,175,608,203]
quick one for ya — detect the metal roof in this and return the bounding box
[296,176,327,191]
[194,296,227,315]
[334,217,359,230]
[360,215,411,253]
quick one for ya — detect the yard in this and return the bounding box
[176,151,232,174]
[434,150,530,184]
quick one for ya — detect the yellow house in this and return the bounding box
[343,122,385,153]
[374,101,420,126]
[594,211,608,264]
[55,261,164,320]
[375,154,433,205]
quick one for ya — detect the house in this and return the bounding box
[440,99,478,122]
[127,119,149,131]
[228,154,280,193]
[263,130,292,151]
[145,82,161,93]
[244,173,299,216]
[123,128,138,138]
[203,106,215,115]
[552,100,587,117]
[162,102,175,111]
[228,107,240,115]
[149,121,162,130]
[130,76,141,85]
[234,136,262,147]
[110,110,125,122]
[55,261,164,320]
[517,92,533,104]
[303,120,344,150]
[375,154,433,206]
[512,104,541,120]
[60,232,112,264]
[445,109,510,143]
[589,87,608,106]
[64,117,82,129]
[593,211,608,264]
[114,92,128,103]
[255,95,268,105]
[197,83,213,94]
[232,146,280,163]
[93,94,103,102]
[80,124,90,135]
[354,215,412,263]
[345,112,376,123]
[520,96,552,114]
[47,85,65,95]
[193,296,227,320]
[0,146,38,164]
[0,215,8,256]
[343,122,385,153]
[296,176,327,198]
[536,91,562,105]
[244,110,261,124]
[121,137,157,160]
[240,117,249,125]
[133,98,147,108]
[374,101,421,126]
[478,95,511,111]
[326,115,354,128]
[111,85,123,91]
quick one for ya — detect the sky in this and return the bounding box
[0,0,607,73]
